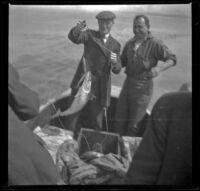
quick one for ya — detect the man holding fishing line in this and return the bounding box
[65,11,121,137]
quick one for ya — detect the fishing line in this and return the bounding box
[81,108,109,153]
[87,27,112,147]
[76,108,109,153]
[96,41,113,54]
[85,26,113,54]
[100,108,109,148]
[51,103,66,130]
[48,23,114,153]
[77,132,92,152]
[51,101,109,154]
[51,101,92,151]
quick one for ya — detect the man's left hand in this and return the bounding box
[144,67,160,79]
[150,67,160,78]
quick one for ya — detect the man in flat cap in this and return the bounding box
[67,11,121,137]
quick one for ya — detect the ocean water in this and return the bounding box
[9,6,191,109]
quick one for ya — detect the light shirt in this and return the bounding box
[133,35,148,52]
[133,41,142,52]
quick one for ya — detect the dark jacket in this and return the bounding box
[68,27,121,107]
[125,92,192,185]
[8,64,40,121]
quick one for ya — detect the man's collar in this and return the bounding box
[98,31,110,39]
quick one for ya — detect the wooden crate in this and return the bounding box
[77,128,121,156]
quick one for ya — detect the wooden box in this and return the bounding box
[77,128,121,156]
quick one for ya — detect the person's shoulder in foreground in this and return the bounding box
[155,91,191,108]
[8,106,62,185]
[8,64,40,121]
[124,91,192,185]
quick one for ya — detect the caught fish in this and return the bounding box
[54,71,94,117]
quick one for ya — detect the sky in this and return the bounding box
[9,4,191,17]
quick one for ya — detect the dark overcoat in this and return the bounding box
[125,92,192,185]
[68,27,121,107]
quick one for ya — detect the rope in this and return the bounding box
[50,102,92,153]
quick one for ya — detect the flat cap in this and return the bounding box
[96,11,116,20]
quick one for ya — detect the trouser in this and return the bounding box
[68,99,104,140]
[115,77,153,137]
[85,99,104,130]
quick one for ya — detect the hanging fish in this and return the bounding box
[53,71,95,118]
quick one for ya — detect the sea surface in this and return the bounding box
[9,6,191,110]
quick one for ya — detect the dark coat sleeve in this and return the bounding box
[8,106,62,185]
[8,64,40,121]
[68,26,89,44]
